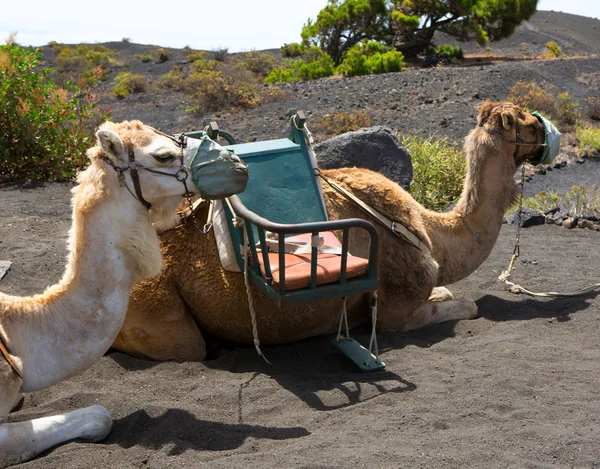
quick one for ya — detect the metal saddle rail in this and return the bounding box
[227,194,379,307]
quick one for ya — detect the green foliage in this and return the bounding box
[156,65,183,90]
[318,111,371,135]
[112,72,147,99]
[337,40,405,76]
[403,135,467,211]
[303,0,538,60]
[575,124,600,157]
[544,40,561,57]
[212,48,229,62]
[508,82,579,130]
[54,43,119,74]
[301,0,389,65]
[182,54,285,116]
[0,43,108,182]
[265,47,336,83]
[429,44,464,60]
[134,53,152,63]
[524,186,600,218]
[236,51,276,77]
[281,43,305,57]
[154,48,169,63]
[585,96,600,121]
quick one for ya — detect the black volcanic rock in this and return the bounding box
[314,126,413,190]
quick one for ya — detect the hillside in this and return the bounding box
[35,11,600,145]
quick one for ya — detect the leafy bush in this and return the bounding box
[0,41,108,182]
[337,40,404,77]
[524,186,600,218]
[134,53,152,63]
[544,40,561,57]
[432,44,464,60]
[265,47,335,83]
[236,51,276,77]
[281,43,304,57]
[585,96,600,121]
[54,43,119,74]
[212,48,229,62]
[154,48,169,63]
[403,135,467,211]
[156,65,183,90]
[319,111,371,136]
[112,72,148,99]
[575,124,600,157]
[508,82,579,129]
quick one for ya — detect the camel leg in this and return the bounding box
[114,277,206,361]
[401,298,478,332]
[0,405,111,468]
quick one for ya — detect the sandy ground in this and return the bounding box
[1,160,599,468]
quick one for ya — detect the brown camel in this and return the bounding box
[113,101,547,362]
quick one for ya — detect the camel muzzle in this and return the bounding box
[528,111,561,166]
[188,136,249,199]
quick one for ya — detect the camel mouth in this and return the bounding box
[187,136,249,199]
[527,112,561,166]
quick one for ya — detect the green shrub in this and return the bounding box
[153,48,169,63]
[265,48,335,83]
[0,42,108,182]
[337,41,405,77]
[212,48,229,62]
[156,65,183,90]
[585,96,600,121]
[508,82,579,129]
[134,53,152,63]
[236,51,276,77]
[403,135,467,211]
[434,44,464,60]
[112,72,147,99]
[281,42,304,57]
[575,124,600,157]
[544,40,561,57]
[524,185,600,218]
[319,111,371,136]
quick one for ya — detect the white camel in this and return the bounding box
[0,120,248,467]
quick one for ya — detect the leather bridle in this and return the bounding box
[481,112,546,159]
[101,127,195,210]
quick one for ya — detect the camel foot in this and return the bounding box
[429,287,454,302]
[75,405,113,442]
[402,298,478,331]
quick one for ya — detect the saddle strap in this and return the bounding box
[0,333,23,379]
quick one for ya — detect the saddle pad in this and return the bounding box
[255,231,369,291]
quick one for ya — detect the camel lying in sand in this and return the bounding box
[114,101,548,362]
[0,122,247,467]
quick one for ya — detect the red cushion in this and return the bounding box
[255,231,369,291]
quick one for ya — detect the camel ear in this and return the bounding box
[501,112,515,130]
[97,129,125,161]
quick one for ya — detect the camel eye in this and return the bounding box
[151,152,177,163]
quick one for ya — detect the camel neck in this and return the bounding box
[424,145,517,286]
[1,170,161,392]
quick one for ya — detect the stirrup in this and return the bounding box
[332,338,385,372]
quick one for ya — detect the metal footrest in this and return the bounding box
[332,338,385,372]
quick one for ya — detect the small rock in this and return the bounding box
[507,207,545,227]
[0,261,11,280]
[577,219,596,230]
[562,217,577,229]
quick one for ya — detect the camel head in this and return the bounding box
[472,100,558,168]
[92,120,248,208]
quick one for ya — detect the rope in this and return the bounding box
[499,165,600,298]
[367,291,379,359]
[336,296,350,342]
[235,215,271,364]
